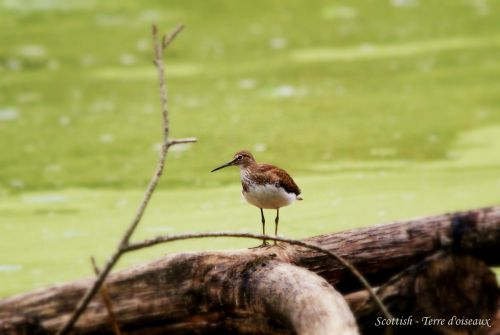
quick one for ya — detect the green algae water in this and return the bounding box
[1,0,500,296]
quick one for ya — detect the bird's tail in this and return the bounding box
[296,196,303,201]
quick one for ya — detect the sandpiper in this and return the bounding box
[211,150,302,247]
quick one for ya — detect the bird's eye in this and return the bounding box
[237,155,243,160]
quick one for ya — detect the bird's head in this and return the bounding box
[211,150,255,172]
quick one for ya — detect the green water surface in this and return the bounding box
[1,0,500,297]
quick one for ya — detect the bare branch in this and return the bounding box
[56,23,186,335]
[91,257,122,335]
[168,137,198,146]
[153,23,170,146]
[162,24,184,50]
[124,231,393,321]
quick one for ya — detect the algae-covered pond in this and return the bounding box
[1,0,499,297]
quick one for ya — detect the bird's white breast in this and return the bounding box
[242,184,296,209]
[240,169,296,209]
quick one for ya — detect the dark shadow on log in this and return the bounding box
[345,253,499,335]
[488,304,500,335]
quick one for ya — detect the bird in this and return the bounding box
[211,150,302,247]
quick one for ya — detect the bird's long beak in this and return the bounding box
[211,159,237,172]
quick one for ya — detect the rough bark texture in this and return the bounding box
[345,253,499,334]
[294,206,500,292]
[0,206,499,334]
[0,253,358,335]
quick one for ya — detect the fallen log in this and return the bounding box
[0,253,358,334]
[0,205,499,334]
[345,253,499,334]
[294,205,500,292]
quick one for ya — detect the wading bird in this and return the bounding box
[211,150,302,247]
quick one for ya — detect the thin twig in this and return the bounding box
[56,24,188,335]
[168,137,198,146]
[153,24,171,153]
[162,24,184,50]
[124,231,393,321]
[91,257,122,335]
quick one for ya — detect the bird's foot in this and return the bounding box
[249,241,270,249]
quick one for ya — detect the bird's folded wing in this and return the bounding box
[257,164,301,196]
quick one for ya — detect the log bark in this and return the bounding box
[0,254,358,335]
[345,253,499,334]
[294,205,500,292]
[1,205,499,334]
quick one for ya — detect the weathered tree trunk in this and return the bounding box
[0,206,499,334]
[0,254,358,334]
[294,206,500,292]
[345,253,499,334]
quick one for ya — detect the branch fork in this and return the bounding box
[56,23,193,335]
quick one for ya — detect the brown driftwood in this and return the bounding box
[0,253,358,335]
[345,253,499,335]
[295,205,500,292]
[0,206,499,334]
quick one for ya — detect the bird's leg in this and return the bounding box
[260,208,269,247]
[251,208,268,249]
[274,209,279,245]
[273,209,285,249]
